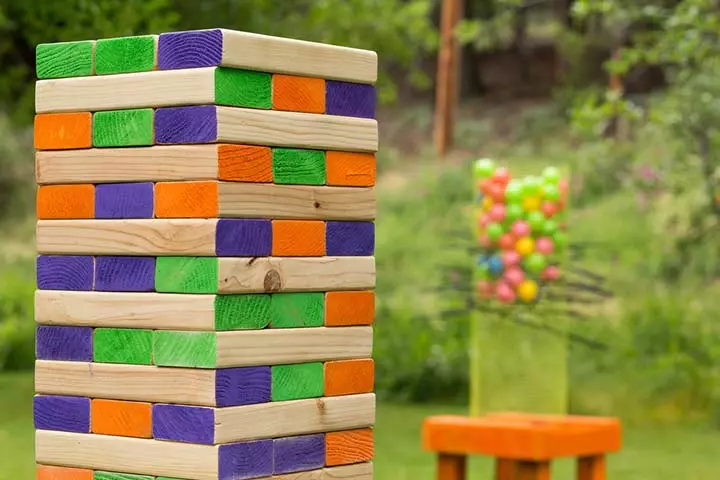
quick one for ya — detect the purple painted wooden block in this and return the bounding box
[326,221,375,256]
[216,219,272,257]
[94,256,155,292]
[152,404,215,444]
[36,325,93,361]
[37,255,94,291]
[326,81,376,119]
[34,395,90,433]
[95,183,154,219]
[158,29,223,70]
[154,106,217,144]
[219,439,273,480]
[273,434,326,474]
[215,366,271,407]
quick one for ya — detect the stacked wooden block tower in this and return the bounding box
[33,29,377,480]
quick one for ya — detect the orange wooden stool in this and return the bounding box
[422,412,622,480]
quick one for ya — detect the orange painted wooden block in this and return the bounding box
[326,152,376,187]
[324,359,374,396]
[37,185,94,220]
[272,74,326,114]
[325,291,374,326]
[271,220,325,256]
[437,454,466,480]
[577,455,606,480]
[154,181,219,218]
[218,144,273,182]
[34,113,92,150]
[91,399,152,438]
[515,461,551,480]
[36,465,93,480]
[325,428,374,466]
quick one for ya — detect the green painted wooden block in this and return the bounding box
[93,328,152,365]
[95,472,153,480]
[155,257,218,294]
[215,294,271,331]
[272,148,326,185]
[215,68,272,109]
[153,331,217,368]
[269,293,324,328]
[95,35,156,75]
[93,109,154,147]
[36,41,94,79]
[271,362,324,401]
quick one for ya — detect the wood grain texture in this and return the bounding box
[152,404,215,444]
[36,41,94,79]
[155,257,218,294]
[153,331,217,368]
[94,472,153,480]
[91,399,152,438]
[269,293,324,329]
[218,183,376,221]
[35,291,216,331]
[326,81,376,119]
[324,359,374,397]
[35,431,218,479]
[216,219,272,257]
[271,220,326,257]
[218,144,273,182]
[437,454,466,480]
[94,256,156,292]
[325,222,375,256]
[273,434,325,474]
[154,105,217,144]
[325,429,374,466]
[214,294,271,331]
[34,113,93,150]
[323,463,374,480]
[154,181,219,218]
[577,456,606,480]
[272,148,326,185]
[34,395,90,433]
[36,325,93,362]
[218,257,375,293]
[95,183,154,219]
[37,255,94,291]
[37,184,95,219]
[218,440,273,480]
[273,75,326,114]
[325,152,376,187]
[214,366,272,407]
[95,35,156,75]
[324,292,375,327]
[93,109,154,147]
[36,465,93,480]
[272,363,324,402]
[93,328,153,365]
[215,68,271,108]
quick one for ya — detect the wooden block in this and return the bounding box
[152,404,215,444]
[93,328,153,365]
[35,291,216,331]
[91,399,152,438]
[218,440,273,479]
[34,113,92,150]
[37,184,94,220]
[515,461,551,480]
[157,29,377,84]
[324,292,374,327]
[37,219,216,256]
[437,454,467,480]
[34,395,90,433]
[325,429,374,466]
[154,105,217,144]
[326,81,375,119]
[272,148,326,185]
[272,363,324,402]
[273,434,325,474]
[218,183,376,221]
[323,463,374,480]
[93,109,154,147]
[218,144,273,182]
[37,255,94,291]
[95,472,153,480]
[153,331,216,368]
[36,465,93,480]
[216,219,272,257]
[325,152,376,187]
[214,366,273,407]
[272,220,326,257]
[155,181,219,218]
[215,68,271,108]
[94,256,156,292]
[324,360,374,397]
[95,35,156,75]
[577,455,606,480]
[273,75,326,114]
[218,257,375,293]
[214,294,271,330]
[155,257,218,293]
[95,183,154,219]
[36,41,94,79]
[325,222,374,256]
[269,293,324,329]
[36,325,93,362]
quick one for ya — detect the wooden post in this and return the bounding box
[434,0,463,157]
[437,453,467,480]
[577,455,606,480]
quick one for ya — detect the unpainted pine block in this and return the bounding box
[325,429,374,467]
[93,109,154,147]
[36,465,93,480]
[153,331,217,368]
[95,35,156,75]
[154,181,219,218]
[215,219,272,257]
[269,292,324,329]
[95,183,154,219]
[93,328,153,365]
[325,152,376,187]
[271,363,324,402]
[271,220,326,257]
[219,440,273,479]
[214,68,271,108]
[155,257,218,294]
[36,41,94,79]
[272,74,326,114]
[326,81,376,119]
[153,403,215,444]
[324,291,374,326]
[34,395,90,433]
[214,294,271,331]
[37,255,94,291]
[272,148,326,185]
[324,359,374,397]
[94,256,156,292]
[37,184,94,219]
[36,325,93,362]
[324,463,374,479]
[34,113,93,150]
[273,434,325,475]
[326,221,375,256]
[94,472,154,480]
[217,144,273,182]
[91,399,152,438]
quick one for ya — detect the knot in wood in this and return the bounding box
[263,269,282,292]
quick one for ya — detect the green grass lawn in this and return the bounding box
[2,372,719,479]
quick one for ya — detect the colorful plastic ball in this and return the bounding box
[504,267,525,287]
[517,279,539,303]
[499,233,516,251]
[489,183,506,203]
[486,223,504,242]
[525,253,546,273]
[527,211,545,232]
[492,167,511,186]
[521,177,541,196]
[482,196,494,211]
[479,234,492,248]
[505,182,522,203]
[474,158,496,179]
[511,221,531,238]
[542,219,558,236]
[522,196,541,212]
[496,282,517,304]
[535,237,554,255]
[502,251,521,266]
[515,237,535,257]
[477,214,490,228]
[541,201,557,218]
[542,265,561,282]
[542,166,561,184]
[552,231,567,252]
[542,184,561,202]
[488,255,505,277]
[489,204,506,222]
[506,203,524,222]
[476,280,495,299]
[479,179,493,195]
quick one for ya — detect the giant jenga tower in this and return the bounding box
[33,29,377,480]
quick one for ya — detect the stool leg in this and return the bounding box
[437,453,467,480]
[495,458,515,480]
[577,455,606,480]
[514,461,551,480]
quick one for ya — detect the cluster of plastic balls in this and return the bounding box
[474,158,568,304]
